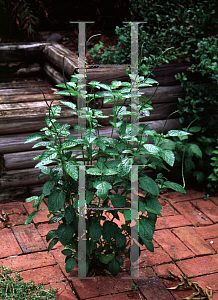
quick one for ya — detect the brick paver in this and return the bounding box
[156,214,191,230]
[172,226,215,255]
[191,199,218,223]
[24,200,49,223]
[154,229,195,260]
[176,254,218,277]
[1,188,218,299]
[0,228,22,258]
[19,265,65,285]
[173,201,213,226]
[195,223,218,239]
[0,251,56,272]
[12,223,46,253]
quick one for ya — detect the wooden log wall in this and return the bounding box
[0,42,193,203]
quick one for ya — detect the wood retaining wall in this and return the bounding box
[0,42,193,203]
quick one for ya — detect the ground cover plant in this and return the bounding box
[24,71,188,277]
[0,265,57,300]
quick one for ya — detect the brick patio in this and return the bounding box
[0,189,218,299]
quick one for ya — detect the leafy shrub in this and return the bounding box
[89,0,218,74]
[0,266,57,300]
[176,37,218,190]
[24,73,186,277]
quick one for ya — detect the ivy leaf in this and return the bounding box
[139,175,159,196]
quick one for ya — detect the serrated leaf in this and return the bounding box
[99,253,115,264]
[164,181,186,193]
[65,205,76,224]
[139,218,154,241]
[110,194,127,208]
[143,144,160,154]
[48,215,62,224]
[60,101,77,111]
[86,167,102,175]
[46,230,57,243]
[160,150,175,167]
[139,175,159,196]
[57,223,75,246]
[109,258,120,277]
[65,257,76,273]
[103,221,119,242]
[24,210,41,226]
[25,133,46,143]
[48,238,59,252]
[166,130,190,137]
[43,180,55,196]
[63,161,78,181]
[89,222,102,242]
[47,190,66,212]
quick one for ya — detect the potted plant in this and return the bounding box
[24,72,188,277]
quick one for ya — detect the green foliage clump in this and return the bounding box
[0,266,57,300]
[176,37,218,190]
[24,73,186,277]
[89,0,218,75]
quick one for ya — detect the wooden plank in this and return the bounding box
[0,168,49,189]
[43,61,65,85]
[4,150,43,170]
[103,85,184,108]
[0,79,51,89]
[0,186,28,203]
[0,42,50,62]
[0,93,63,104]
[0,86,57,96]
[44,45,80,79]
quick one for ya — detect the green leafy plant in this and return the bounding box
[208,139,218,193]
[176,37,218,190]
[24,72,187,277]
[0,265,57,300]
[89,1,218,74]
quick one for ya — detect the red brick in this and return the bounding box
[159,199,179,216]
[191,199,218,223]
[44,281,78,300]
[153,263,183,277]
[210,196,218,206]
[176,254,218,277]
[172,227,215,255]
[156,215,191,230]
[213,292,218,300]
[0,228,22,258]
[8,213,28,226]
[37,223,58,236]
[0,202,25,214]
[41,236,62,250]
[71,272,134,299]
[170,289,194,300]
[12,223,46,253]
[195,223,218,239]
[193,273,218,292]
[19,265,65,285]
[206,237,218,252]
[51,247,77,279]
[173,201,213,226]
[154,229,194,260]
[139,247,172,267]
[0,251,56,272]
[160,189,204,203]
[24,201,49,223]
